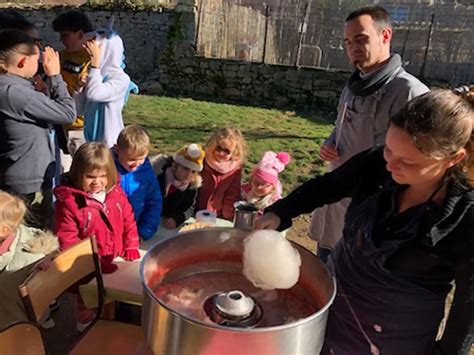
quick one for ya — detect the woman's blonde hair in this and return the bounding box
[0,29,37,74]
[0,190,27,232]
[69,142,118,191]
[390,87,474,187]
[206,127,248,163]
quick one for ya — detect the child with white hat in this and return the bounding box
[152,144,206,229]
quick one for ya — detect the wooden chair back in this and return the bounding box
[18,236,104,323]
[0,322,46,355]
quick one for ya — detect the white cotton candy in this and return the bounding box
[243,230,301,290]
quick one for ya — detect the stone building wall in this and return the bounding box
[12,6,350,109]
[9,0,471,110]
[18,7,172,80]
[155,42,350,109]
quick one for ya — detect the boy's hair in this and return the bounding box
[52,10,93,33]
[69,142,118,191]
[206,127,248,163]
[0,190,27,232]
[116,125,150,156]
[0,29,36,74]
[346,6,392,30]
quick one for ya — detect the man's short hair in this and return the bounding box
[116,125,151,155]
[346,6,392,30]
[52,10,93,33]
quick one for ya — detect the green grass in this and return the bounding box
[124,95,334,192]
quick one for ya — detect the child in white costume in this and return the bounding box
[79,31,131,147]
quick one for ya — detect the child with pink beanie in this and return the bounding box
[241,151,291,212]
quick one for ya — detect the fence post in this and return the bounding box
[195,0,204,52]
[400,24,410,60]
[262,4,270,64]
[420,12,435,79]
[294,2,310,67]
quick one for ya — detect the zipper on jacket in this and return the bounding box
[116,203,122,217]
[83,212,92,234]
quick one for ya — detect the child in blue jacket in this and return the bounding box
[113,125,162,240]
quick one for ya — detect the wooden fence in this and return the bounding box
[195,0,474,84]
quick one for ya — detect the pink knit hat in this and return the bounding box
[252,151,291,185]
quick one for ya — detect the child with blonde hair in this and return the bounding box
[242,151,291,212]
[54,142,139,331]
[152,143,205,229]
[0,191,59,330]
[114,125,163,240]
[196,127,248,220]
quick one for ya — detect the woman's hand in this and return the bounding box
[163,218,177,229]
[254,212,281,230]
[42,47,61,77]
[83,40,101,68]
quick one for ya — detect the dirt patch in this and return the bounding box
[285,215,317,253]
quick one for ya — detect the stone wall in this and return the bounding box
[18,7,172,80]
[154,42,350,109]
[13,6,349,109]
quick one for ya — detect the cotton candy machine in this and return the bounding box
[141,228,336,355]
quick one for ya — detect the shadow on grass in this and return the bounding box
[139,123,325,141]
[153,91,337,125]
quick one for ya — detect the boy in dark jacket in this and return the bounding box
[114,125,162,240]
[151,144,205,229]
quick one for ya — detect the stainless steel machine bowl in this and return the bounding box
[141,228,336,355]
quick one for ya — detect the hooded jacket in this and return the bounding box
[115,155,163,240]
[0,74,76,194]
[0,225,59,329]
[54,176,139,258]
[77,33,130,147]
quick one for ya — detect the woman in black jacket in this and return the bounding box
[256,88,473,354]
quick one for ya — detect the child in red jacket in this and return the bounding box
[196,127,248,220]
[54,142,139,331]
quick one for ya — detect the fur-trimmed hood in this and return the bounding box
[0,225,59,273]
[150,154,202,189]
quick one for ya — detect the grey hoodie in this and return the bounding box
[0,74,76,194]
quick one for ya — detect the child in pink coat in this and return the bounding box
[54,142,139,331]
[241,151,291,212]
[196,127,248,220]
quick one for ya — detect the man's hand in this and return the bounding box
[319,143,340,162]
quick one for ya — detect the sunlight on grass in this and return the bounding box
[124,95,334,191]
